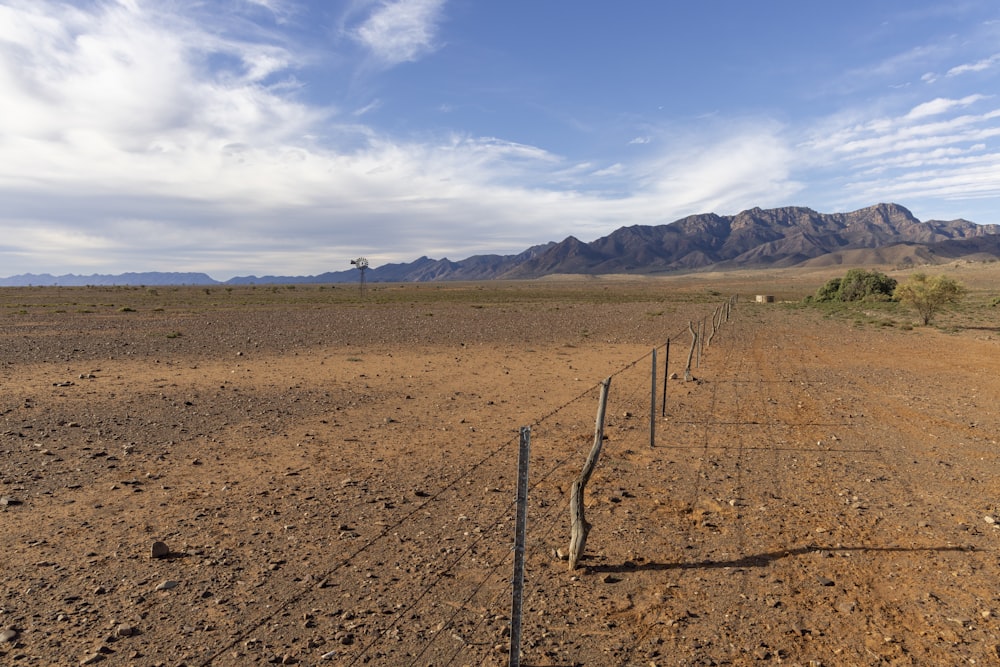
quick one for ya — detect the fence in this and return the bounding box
[197,296,740,666]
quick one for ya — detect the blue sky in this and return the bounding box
[1,0,999,278]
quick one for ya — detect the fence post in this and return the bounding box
[708,306,719,347]
[649,348,656,448]
[568,377,611,570]
[697,318,704,367]
[661,339,670,417]
[684,322,697,381]
[509,426,531,667]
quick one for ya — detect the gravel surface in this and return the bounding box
[2,282,999,666]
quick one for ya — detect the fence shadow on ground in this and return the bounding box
[587,544,971,574]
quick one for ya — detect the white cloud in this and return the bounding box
[591,163,624,177]
[628,136,651,145]
[352,0,447,67]
[946,53,1000,77]
[906,94,988,120]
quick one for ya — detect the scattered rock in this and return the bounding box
[155,580,178,591]
[80,653,104,665]
[1,628,18,643]
[116,625,137,638]
[816,576,835,587]
[0,496,21,506]
[837,600,857,614]
[150,541,170,559]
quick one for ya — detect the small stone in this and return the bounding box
[150,541,170,559]
[816,576,835,587]
[985,515,996,524]
[555,548,568,560]
[0,496,20,506]
[80,653,104,665]
[116,625,136,638]
[155,580,178,591]
[836,600,856,614]
[1,628,18,642]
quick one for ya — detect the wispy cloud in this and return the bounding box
[947,53,1000,77]
[351,0,447,67]
[905,94,989,120]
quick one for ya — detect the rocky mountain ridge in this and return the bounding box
[3,203,997,286]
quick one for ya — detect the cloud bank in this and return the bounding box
[1,1,998,278]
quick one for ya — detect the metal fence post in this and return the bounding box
[509,426,531,667]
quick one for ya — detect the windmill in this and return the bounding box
[350,257,369,297]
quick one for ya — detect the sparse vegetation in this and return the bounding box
[894,273,967,325]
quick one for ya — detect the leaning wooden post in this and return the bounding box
[649,348,656,448]
[568,377,611,570]
[707,307,719,347]
[684,321,696,381]
[696,319,704,367]
[660,339,670,417]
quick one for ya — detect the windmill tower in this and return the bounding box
[350,257,369,297]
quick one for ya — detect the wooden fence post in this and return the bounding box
[684,321,696,381]
[697,318,704,367]
[660,339,670,417]
[568,377,611,570]
[707,306,719,347]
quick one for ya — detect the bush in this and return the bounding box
[813,269,896,302]
[815,277,841,302]
[894,273,966,325]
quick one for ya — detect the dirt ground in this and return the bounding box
[2,274,1000,666]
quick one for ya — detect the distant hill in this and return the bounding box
[0,272,219,287]
[2,203,997,286]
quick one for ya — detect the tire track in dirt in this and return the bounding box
[777,319,1000,665]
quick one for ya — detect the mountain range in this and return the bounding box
[3,203,998,286]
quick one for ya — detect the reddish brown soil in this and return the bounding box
[2,281,999,666]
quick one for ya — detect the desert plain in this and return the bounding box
[2,263,1000,666]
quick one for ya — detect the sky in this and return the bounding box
[1,0,999,279]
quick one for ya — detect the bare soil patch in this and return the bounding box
[2,279,1000,666]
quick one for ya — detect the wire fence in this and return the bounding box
[198,297,739,666]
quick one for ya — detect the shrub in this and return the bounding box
[813,269,896,302]
[893,273,966,325]
[814,278,841,302]
[837,269,897,301]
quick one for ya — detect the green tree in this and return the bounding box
[893,273,966,325]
